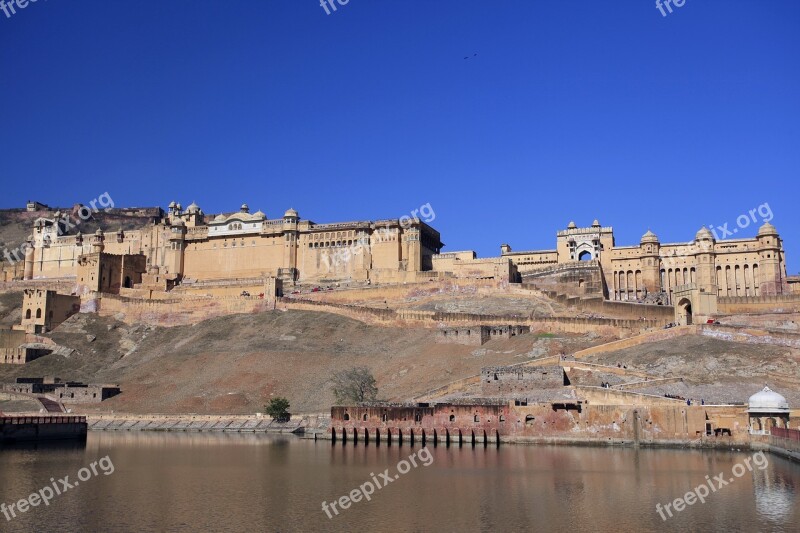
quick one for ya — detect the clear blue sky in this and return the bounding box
[1,1,798,271]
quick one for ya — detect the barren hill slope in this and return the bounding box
[582,335,800,405]
[0,309,598,414]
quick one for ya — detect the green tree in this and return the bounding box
[331,367,378,404]
[265,397,291,421]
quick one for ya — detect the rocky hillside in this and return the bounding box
[0,304,602,414]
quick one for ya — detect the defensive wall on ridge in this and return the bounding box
[277,297,665,335]
[94,293,277,326]
[718,293,800,314]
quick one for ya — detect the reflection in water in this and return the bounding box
[0,433,797,532]
[753,461,798,523]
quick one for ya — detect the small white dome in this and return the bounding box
[748,386,789,413]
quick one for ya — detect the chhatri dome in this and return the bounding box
[641,229,659,243]
[757,221,778,237]
[567,221,577,229]
[695,227,714,241]
[284,208,298,218]
[748,386,789,414]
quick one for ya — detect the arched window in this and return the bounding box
[25,309,31,319]
[449,414,455,422]
[36,308,42,319]
[343,413,350,421]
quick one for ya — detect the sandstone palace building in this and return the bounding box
[12,203,445,288]
[2,201,794,328]
[501,219,790,303]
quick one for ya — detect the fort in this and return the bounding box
[0,199,799,462]
[1,200,796,330]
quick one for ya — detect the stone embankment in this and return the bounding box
[86,413,330,434]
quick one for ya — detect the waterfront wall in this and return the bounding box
[85,413,329,433]
[0,415,87,442]
[329,402,751,446]
[768,428,800,462]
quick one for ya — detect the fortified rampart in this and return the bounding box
[278,297,664,335]
[718,293,800,314]
[95,293,276,326]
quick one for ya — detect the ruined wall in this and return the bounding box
[480,366,564,396]
[1,330,30,364]
[20,289,81,333]
[436,326,488,346]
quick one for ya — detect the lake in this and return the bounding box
[0,433,798,532]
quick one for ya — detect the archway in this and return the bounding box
[677,298,693,325]
[578,250,592,261]
[124,276,132,289]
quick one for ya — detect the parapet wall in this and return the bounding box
[95,293,276,326]
[698,324,800,349]
[719,293,800,314]
[541,291,674,323]
[280,297,663,336]
[522,261,606,297]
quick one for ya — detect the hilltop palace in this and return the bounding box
[0,201,795,334]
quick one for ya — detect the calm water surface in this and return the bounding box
[0,433,798,532]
